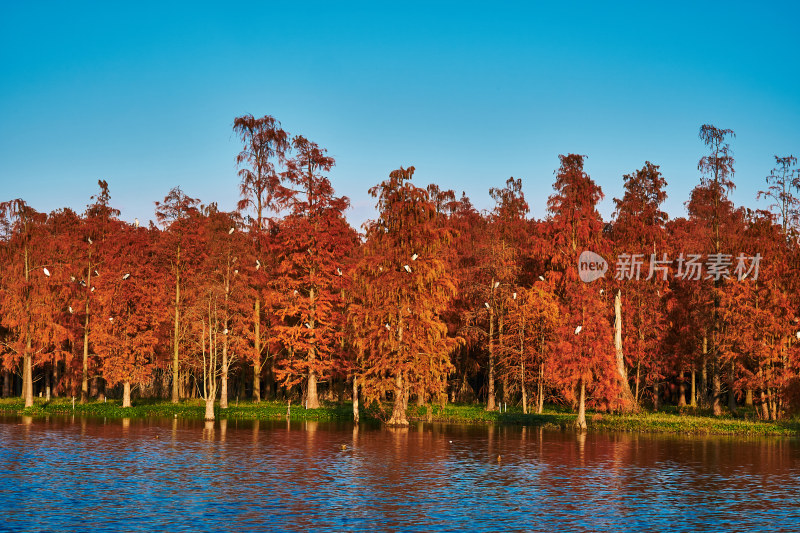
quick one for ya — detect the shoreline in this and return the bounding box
[1,398,798,437]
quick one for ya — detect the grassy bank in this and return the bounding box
[2,397,798,436]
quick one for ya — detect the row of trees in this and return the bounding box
[1,117,798,426]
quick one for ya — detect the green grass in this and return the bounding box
[2,397,798,436]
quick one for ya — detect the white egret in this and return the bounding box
[385,324,390,330]
[80,280,86,287]
[599,289,604,295]
[234,269,239,275]
[94,270,99,277]
[43,267,51,277]
[223,328,229,335]
[411,253,418,261]
[228,227,235,234]
[304,322,311,329]
[109,317,113,322]
[91,287,95,292]
[493,281,499,289]
[256,259,261,271]
[796,331,800,340]
[293,289,298,296]
[336,267,342,276]
[484,302,490,309]
[122,273,130,280]
[538,276,545,282]
[134,218,139,228]
[69,306,73,314]
[70,276,76,282]
[512,292,517,300]
[574,325,582,335]
[403,265,412,273]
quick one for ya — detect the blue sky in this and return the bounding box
[1,1,798,229]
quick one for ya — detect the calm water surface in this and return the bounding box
[1,415,799,532]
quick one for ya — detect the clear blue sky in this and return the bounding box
[1,1,798,229]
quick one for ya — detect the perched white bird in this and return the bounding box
[223,328,229,335]
[411,253,418,261]
[91,287,95,292]
[134,218,139,228]
[43,267,51,277]
[512,292,517,300]
[493,281,500,289]
[79,280,86,287]
[256,259,261,271]
[379,266,383,272]
[403,264,412,273]
[538,276,545,282]
[122,273,130,280]
[599,289,604,295]
[304,322,311,329]
[109,317,114,322]
[87,237,93,245]
[385,324,390,330]
[234,269,239,275]
[336,268,342,276]
[69,306,73,314]
[70,276,76,282]
[228,227,235,234]
[796,331,800,340]
[484,302,490,309]
[293,289,298,296]
[574,325,582,335]
[94,270,99,277]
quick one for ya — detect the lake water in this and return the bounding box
[1,415,799,532]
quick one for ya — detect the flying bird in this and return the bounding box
[574,325,582,335]
[403,264,411,273]
[43,267,51,277]
[411,253,418,261]
[122,273,130,280]
[228,227,235,234]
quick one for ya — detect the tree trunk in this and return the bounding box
[487,302,496,411]
[204,397,215,421]
[352,377,359,423]
[253,298,261,403]
[745,389,753,407]
[220,333,229,408]
[122,381,131,408]
[306,285,320,408]
[537,362,544,414]
[701,335,708,408]
[614,290,637,411]
[387,374,408,426]
[690,368,697,407]
[575,378,587,430]
[307,370,320,409]
[171,266,181,404]
[727,362,737,414]
[2,370,10,398]
[677,371,687,407]
[521,360,527,415]
[23,350,33,408]
[712,364,722,416]
[653,382,660,411]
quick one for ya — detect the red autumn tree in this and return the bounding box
[272,135,356,408]
[91,221,163,407]
[233,114,290,402]
[547,154,616,429]
[349,166,459,426]
[155,186,203,403]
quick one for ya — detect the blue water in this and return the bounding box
[1,415,799,532]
